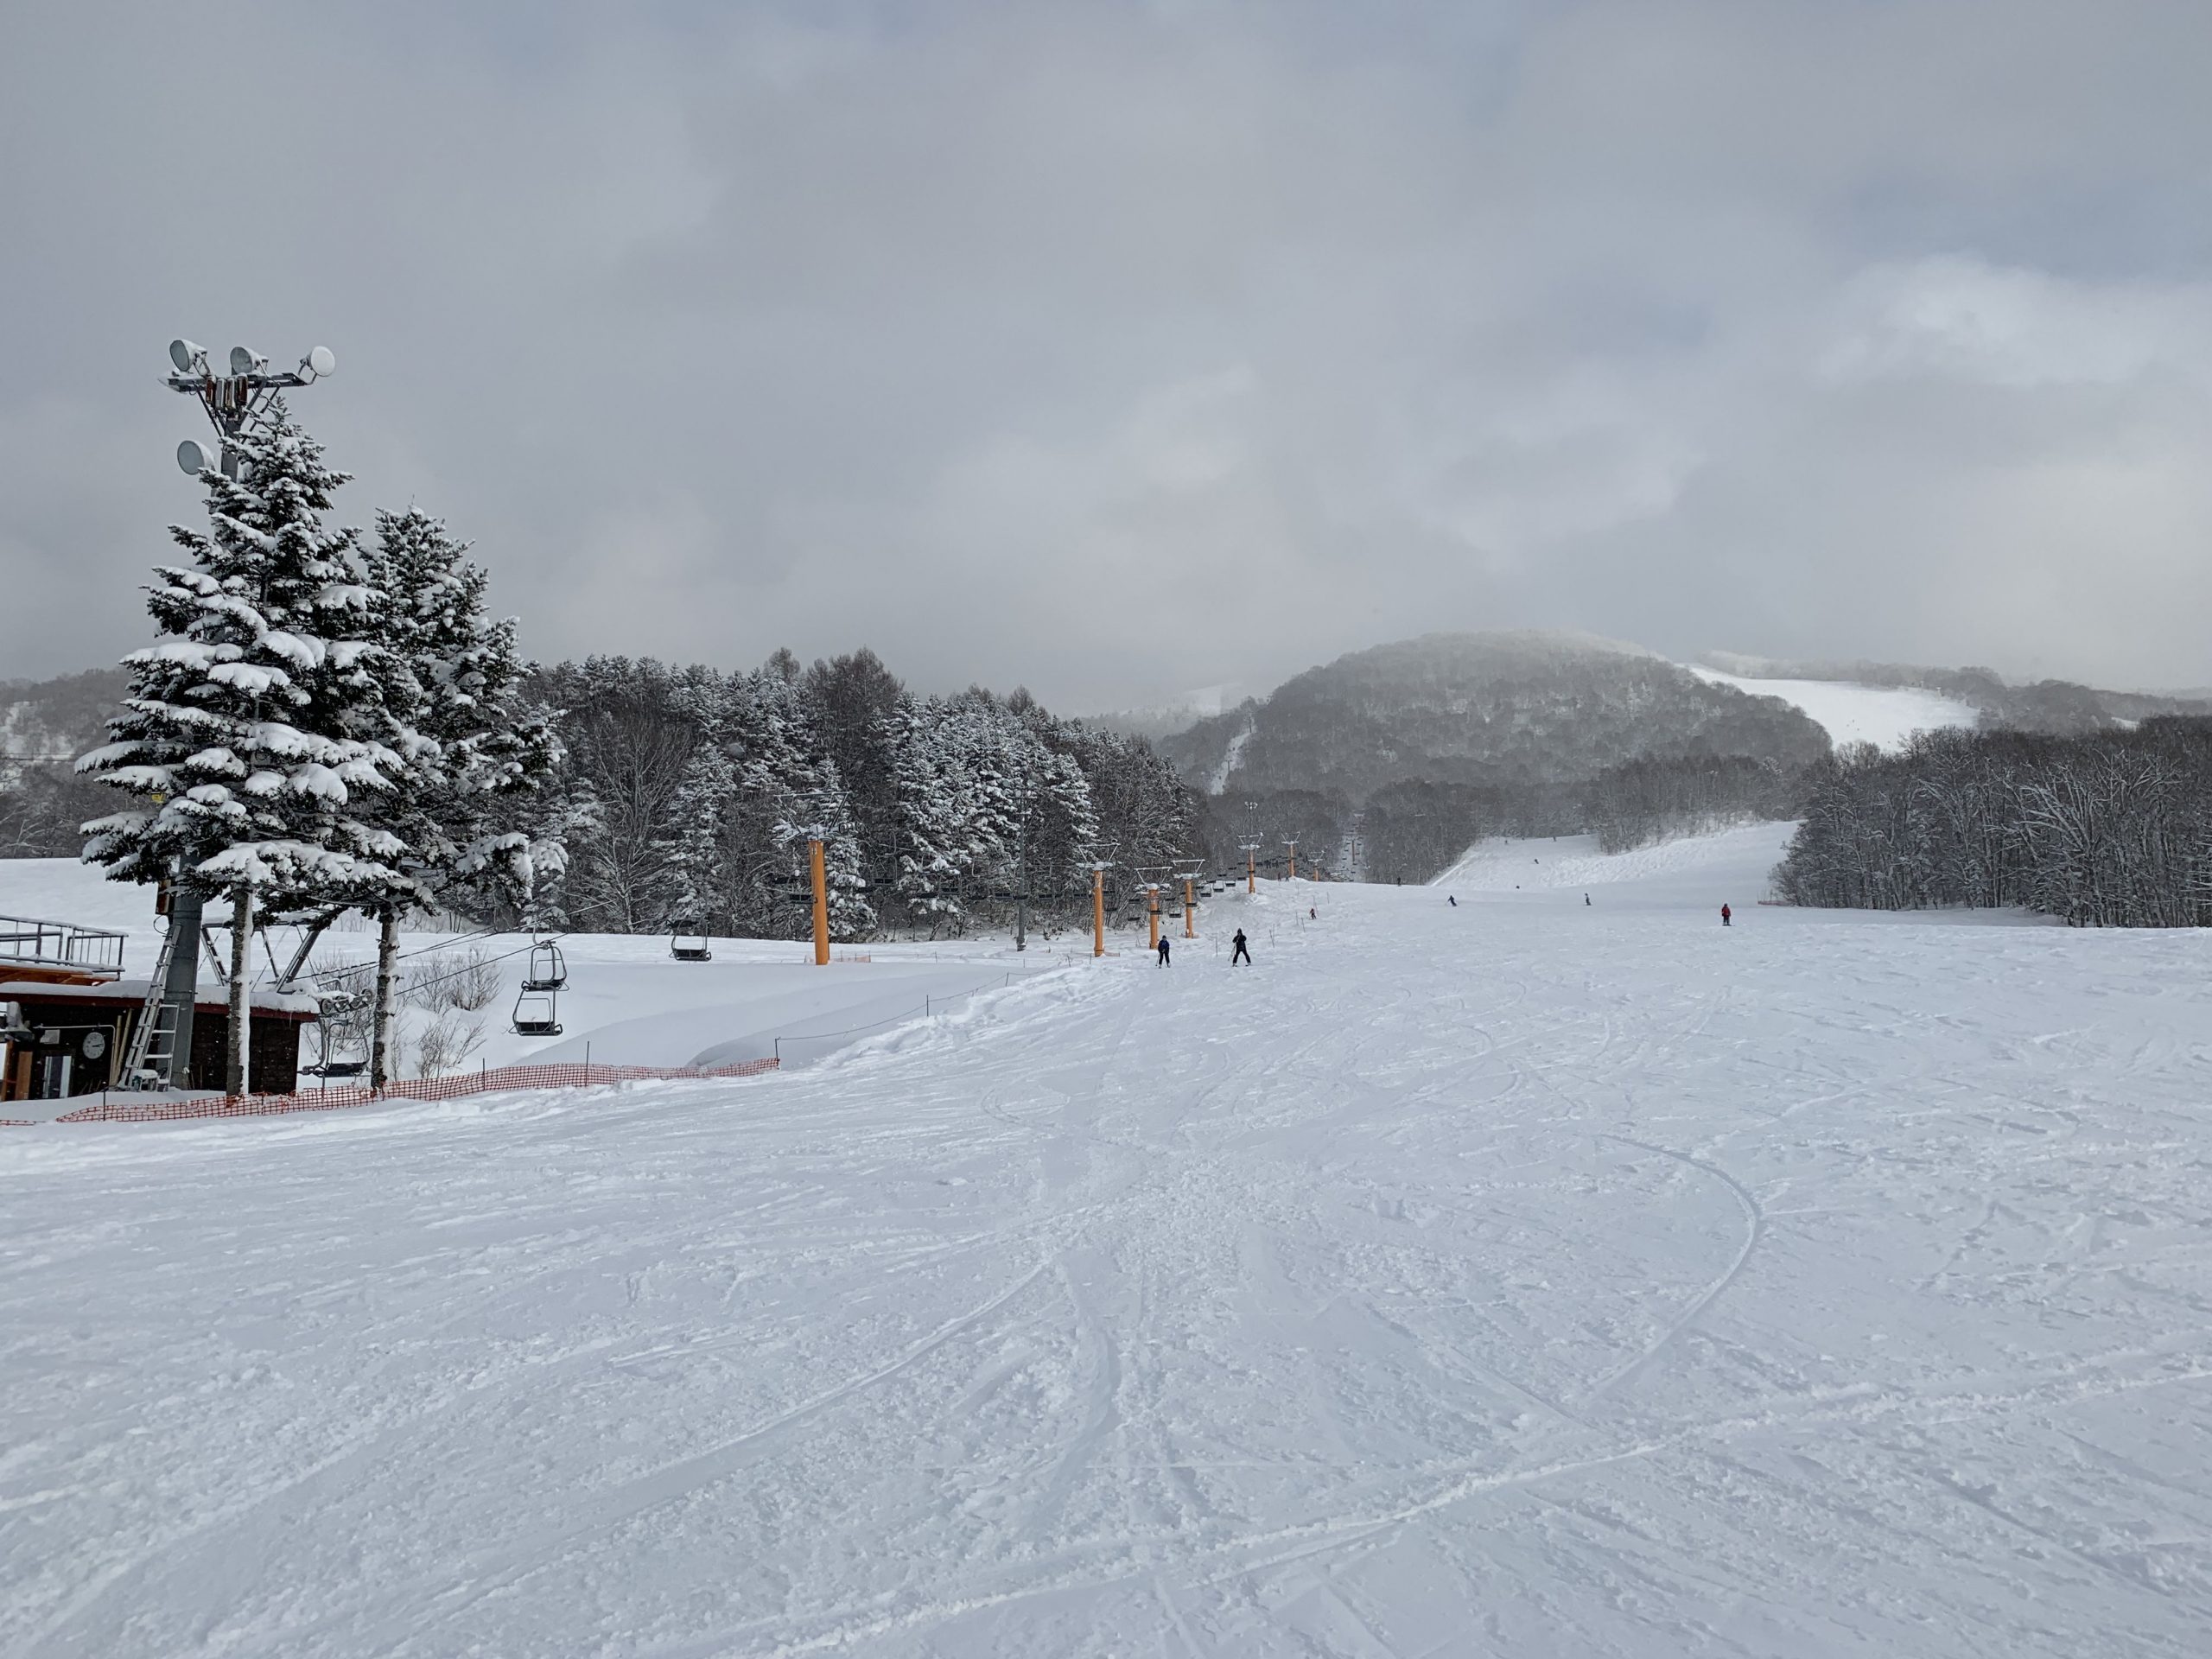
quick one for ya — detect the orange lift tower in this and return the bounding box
[1180,864,1201,938]
[1090,862,1109,957]
[809,837,830,965]
[1241,839,1260,893]
[1146,883,1163,951]
[1283,839,1299,883]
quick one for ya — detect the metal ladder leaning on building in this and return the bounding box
[118,922,182,1090]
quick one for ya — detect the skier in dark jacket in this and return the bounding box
[1448,895,1457,906]
[1157,934,1172,966]
[1720,903,1732,927]
[1230,929,1251,965]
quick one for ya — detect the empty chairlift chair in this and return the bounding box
[671,931,712,963]
[511,988,563,1037]
[522,938,567,992]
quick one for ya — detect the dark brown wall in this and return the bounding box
[187,1011,305,1095]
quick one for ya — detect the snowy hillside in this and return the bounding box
[8,836,2212,1654]
[1686,664,1979,751]
[1436,822,1801,897]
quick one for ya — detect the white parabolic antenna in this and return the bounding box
[306,345,336,377]
[229,346,262,376]
[177,438,216,475]
[168,339,202,374]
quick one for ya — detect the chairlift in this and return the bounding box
[512,988,563,1036]
[304,985,371,1078]
[522,938,567,992]
[671,931,712,963]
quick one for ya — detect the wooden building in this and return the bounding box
[0,912,318,1100]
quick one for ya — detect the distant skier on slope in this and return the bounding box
[1157,934,1172,966]
[1585,893,1591,906]
[1230,929,1251,965]
[1720,903,1732,927]
[1448,895,1458,907]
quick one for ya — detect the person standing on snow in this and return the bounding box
[1230,928,1251,965]
[1720,903,1732,927]
[1157,934,1173,966]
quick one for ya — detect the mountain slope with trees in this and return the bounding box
[1162,631,1830,800]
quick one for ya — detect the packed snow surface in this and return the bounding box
[1686,664,1980,751]
[8,830,2212,1656]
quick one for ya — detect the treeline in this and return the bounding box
[0,765,111,859]
[1775,721,2212,926]
[532,651,1203,940]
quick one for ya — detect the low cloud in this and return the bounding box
[5,1,2210,704]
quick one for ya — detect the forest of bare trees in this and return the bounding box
[1774,721,2212,926]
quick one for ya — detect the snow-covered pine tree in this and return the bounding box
[79,400,406,1096]
[740,670,874,940]
[356,508,563,1085]
[651,741,737,934]
[887,695,968,935]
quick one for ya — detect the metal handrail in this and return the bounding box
[0,914,128,976]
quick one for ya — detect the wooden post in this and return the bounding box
[810,838,830,966]
[1092,866,1104,958]
[1147,886,1160,951]
[1184,875,1196,938]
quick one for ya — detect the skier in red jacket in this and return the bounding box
[1720,903,1732,927]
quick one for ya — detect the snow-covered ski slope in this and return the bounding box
[1437,821,1804,897]
[9,830,2212,1656]
[1685,663,1980,751]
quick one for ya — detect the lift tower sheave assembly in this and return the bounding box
[133,339,336,1090]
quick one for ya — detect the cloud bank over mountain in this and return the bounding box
[6,1,2211,706]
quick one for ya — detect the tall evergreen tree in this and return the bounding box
[355,508,562,1085]
[79,402,405,1094]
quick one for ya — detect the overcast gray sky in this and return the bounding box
[6,1,2211,708]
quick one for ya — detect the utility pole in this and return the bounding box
[1090,863,1108,958]
[1013,777,1030,952]
[809,837,830,965]
[140,337,334,1092]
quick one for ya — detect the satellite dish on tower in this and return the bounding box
[169,339,204,374]
[305,345,335,378]
[177,438,219,475]
[228,346,266,377]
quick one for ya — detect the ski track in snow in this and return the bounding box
[6,830,2212,1656]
